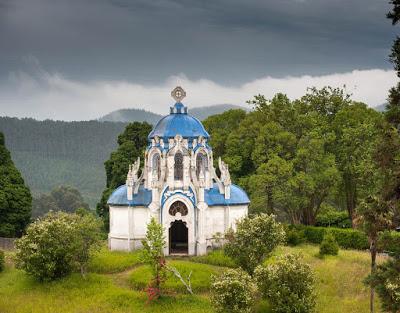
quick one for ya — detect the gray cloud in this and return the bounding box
[0,0,397,85]
[0,63,395,121]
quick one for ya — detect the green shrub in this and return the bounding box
[15,211,102,281]
[190,250,236,268]
[0,250,4,272]
[319,231,339,256]
[224,214,285,274]
[316,210,351,228]
[255,253,316,313]
[285,226,306,246]
[210,268,257,313]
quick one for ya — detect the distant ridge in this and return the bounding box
[373,103,387,112]
[99,108,162,124]
[99,104,249,123]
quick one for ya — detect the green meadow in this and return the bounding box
[0,245,384,313]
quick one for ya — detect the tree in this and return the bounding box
[248,155,292,214]
[0,132,32,237]
[332,103,382,226]
[255,253,316,313]
[224,214,285,274]
[32,185,89,218]
[203,109,247,160]
[367,231,400,312]
[357,196,394,313]
[97,122,152,227]
[289,129,339,225]
[319,231,339,256]
[32,194,58,218]
[141,217,166,301]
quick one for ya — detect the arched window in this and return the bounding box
[152,153,161,179]
[174,152,183,180]
[196,152,208,178]
[169,201,188,216]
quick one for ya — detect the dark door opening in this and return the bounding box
[169,220,188,254]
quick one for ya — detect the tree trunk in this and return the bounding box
[370,238,377,313]
[302,206,316,225]
[80,265,86,279]
[344,172,357,228]
[266,187,274,214]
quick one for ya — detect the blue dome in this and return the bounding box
[205,183,250,206]
[148,103,210,140]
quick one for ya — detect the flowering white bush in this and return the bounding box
[255,253,316,313]
[15,211,101,281]
[210,268,257,313]
[224,213,285,274]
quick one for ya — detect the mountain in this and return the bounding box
[0,117,127,207]
[99,104,249,123]
[373,103,387,112]
[99,109,162,124]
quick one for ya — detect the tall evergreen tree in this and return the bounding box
[0,132,32,237]
[96,122,152,228]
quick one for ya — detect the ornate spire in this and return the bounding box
[171,86,186,103]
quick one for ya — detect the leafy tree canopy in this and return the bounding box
[96,122,152,227]
[32,185,89,218]
[204,87,382,225]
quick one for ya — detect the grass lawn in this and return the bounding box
[0,244,385,313]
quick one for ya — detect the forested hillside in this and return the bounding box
[99,104,248,123]
[0,117,127,207]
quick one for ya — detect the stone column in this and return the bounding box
[197,199,207,255]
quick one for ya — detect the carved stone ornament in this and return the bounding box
[171,86,186,102]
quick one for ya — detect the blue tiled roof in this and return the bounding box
[107,183,249,207]
[107,184,152,206]
[148,102,210,140]
[205,183,250,206]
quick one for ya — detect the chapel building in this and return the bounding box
[107,87,250,256]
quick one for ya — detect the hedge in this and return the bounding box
[287,225,369,250]
[286,225,400,251]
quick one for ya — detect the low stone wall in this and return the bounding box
[0,237,16,250]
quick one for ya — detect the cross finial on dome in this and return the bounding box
[171,86,186,103]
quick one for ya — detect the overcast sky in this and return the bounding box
[0,0,398,120]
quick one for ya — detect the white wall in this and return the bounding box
[109,205,150,251]
[109,203,248,254]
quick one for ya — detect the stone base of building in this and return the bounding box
[108,235,143,252]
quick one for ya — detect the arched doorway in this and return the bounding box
[169,220,188,254]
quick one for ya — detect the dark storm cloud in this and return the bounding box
[0,0,397,84]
